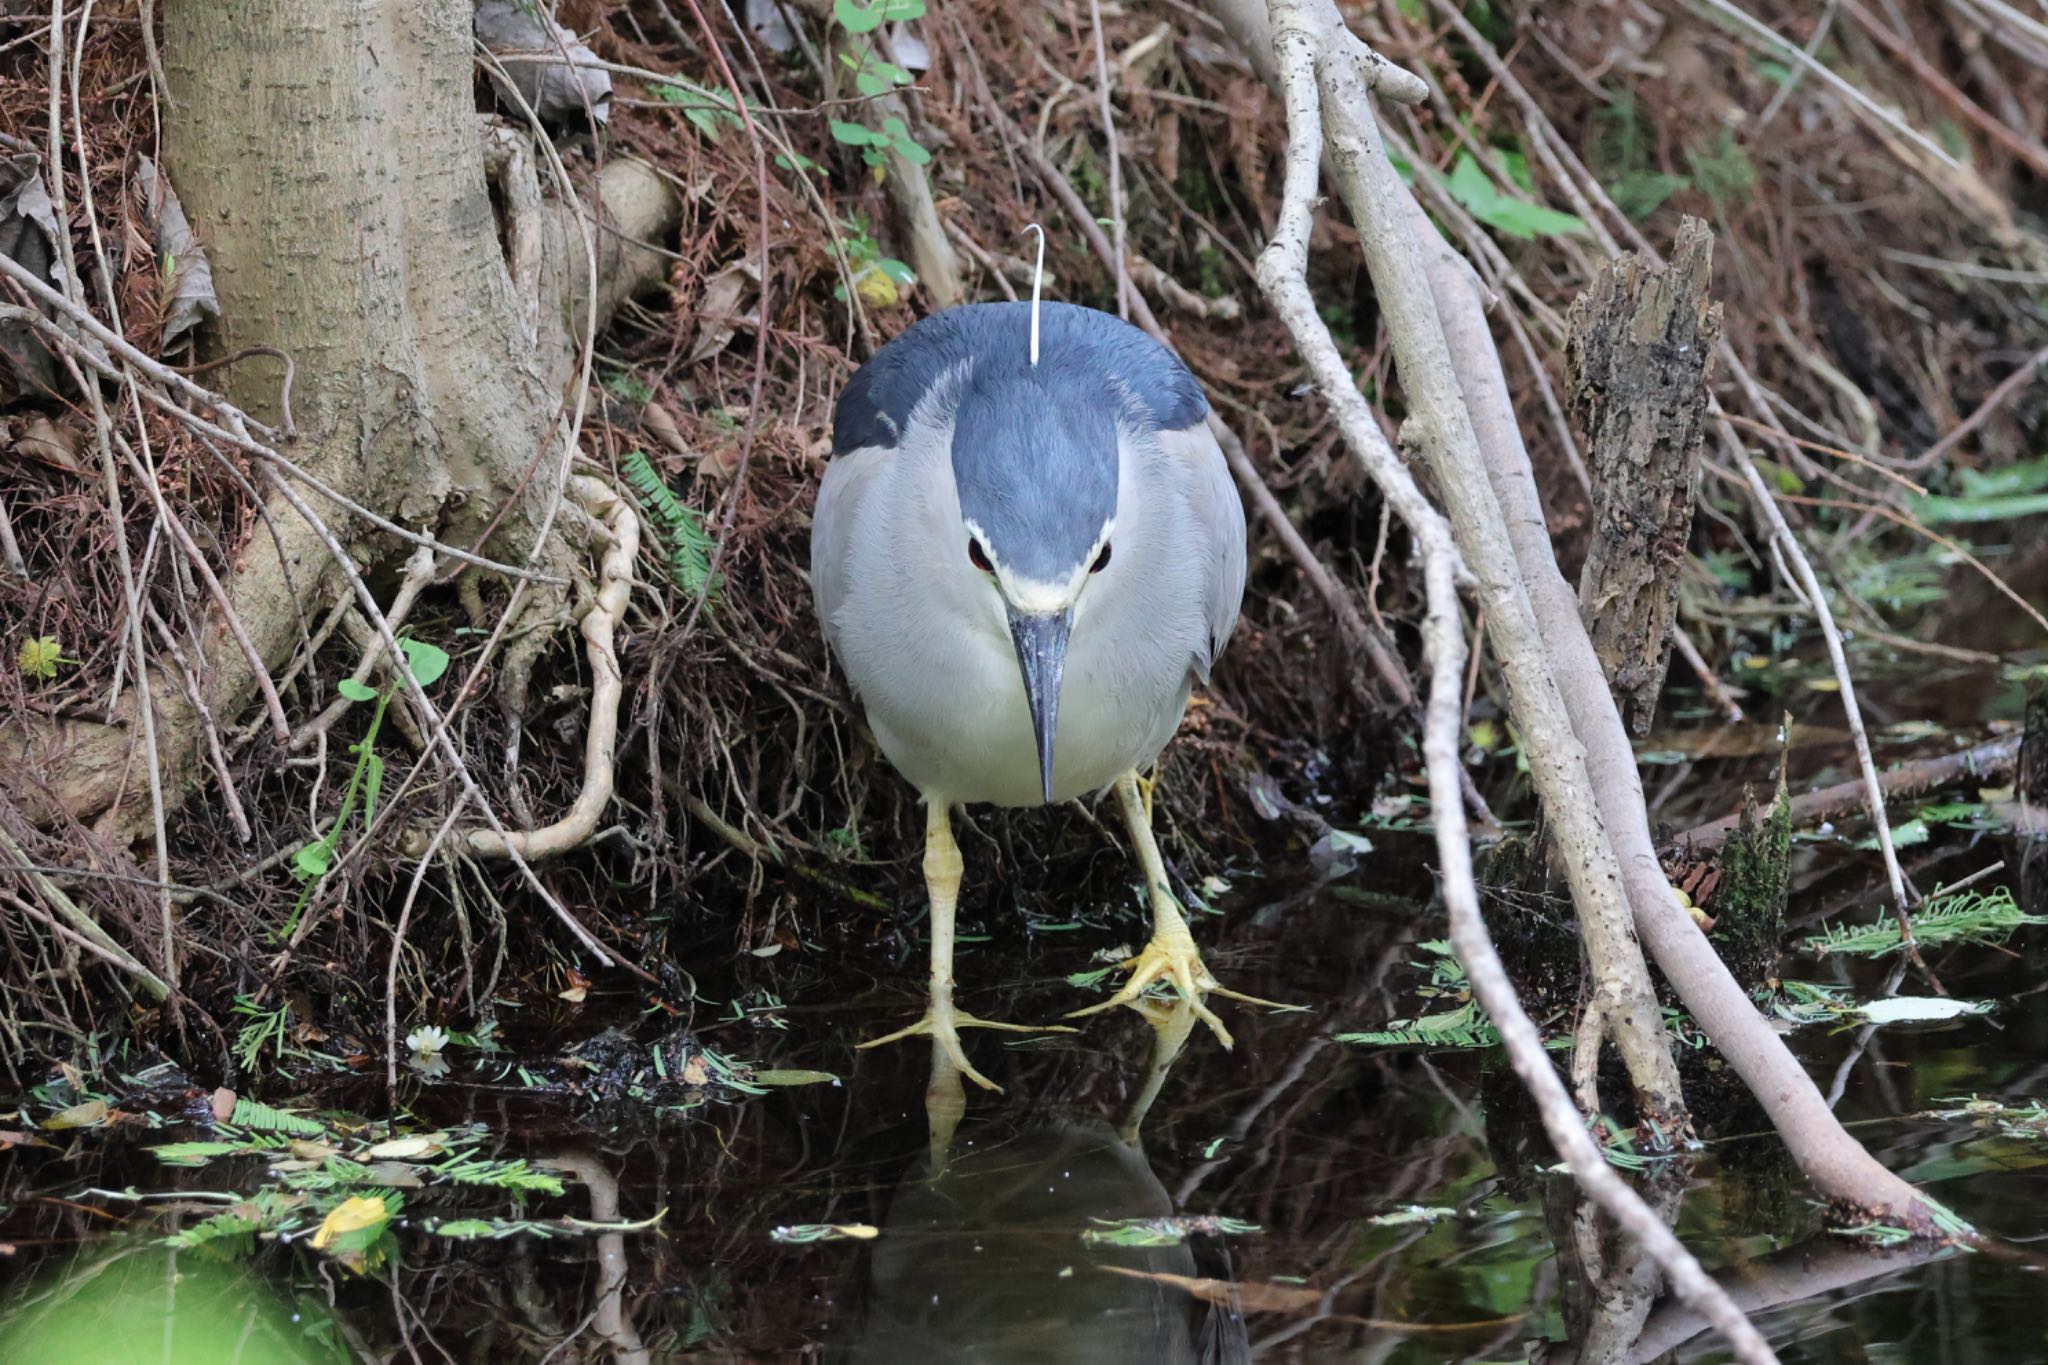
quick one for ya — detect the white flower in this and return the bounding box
[405,1025,449,1059]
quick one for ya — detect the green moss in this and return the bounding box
[1711,773,1791,987]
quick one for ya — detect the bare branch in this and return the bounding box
[1250,4,1769,1357]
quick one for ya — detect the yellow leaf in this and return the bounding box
[41,1100,108,1130]
[16,635,71,681]
[1803,676,1840,692]
[855,270,899,308]
[311,1195,389,1251]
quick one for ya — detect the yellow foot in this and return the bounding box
[1066,930,1296,1049]
[857,1004,1075,1092]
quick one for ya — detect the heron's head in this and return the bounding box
[950,358,1120,803]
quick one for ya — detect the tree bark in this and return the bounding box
[1569,221,1717,737]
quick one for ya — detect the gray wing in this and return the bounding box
[810,442,889,683]
[1163,421,1247,682]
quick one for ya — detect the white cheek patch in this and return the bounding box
[1003,572,1080,614]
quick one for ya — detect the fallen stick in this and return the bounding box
[1670,735,2021,854]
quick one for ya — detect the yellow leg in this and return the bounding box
[858,800,1072,1092]
[1116,995,1200,1146]
[924,1036,965,1176]
[1067,771,1291,1047]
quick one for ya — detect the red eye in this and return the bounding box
[969,538,992,572]
[1091,543,1112,573]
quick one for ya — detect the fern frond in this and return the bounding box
[1805,886,2046,958]
[229,1097,325,1136]
[162,1210,259,1257]
[622,449,719,602]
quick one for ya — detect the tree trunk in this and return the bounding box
[2,0,677,837]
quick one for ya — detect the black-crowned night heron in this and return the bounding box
[812,300,1257,1090]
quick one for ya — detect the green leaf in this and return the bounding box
[293,840,334,881]
[893,137,932,166]
[336,677,377,702]
[1805,886,2048,958]
[877,258,917,284]
[1910,490,2048,526]
[829,119,875,146]
[1958,455,2048,499]
[833,0,924,32]
[150,1140,254,1166]
[855,70,890,97]
[432,1219,510,1239]
[398,637,449,687]
[1477,196,1588,240]
[1440,151,1586,240]
[833,0,887,32]
[1852,819,1928,851]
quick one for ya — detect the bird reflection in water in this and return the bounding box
[834,999,1251,1364]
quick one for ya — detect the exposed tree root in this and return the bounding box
[461,475,639,861]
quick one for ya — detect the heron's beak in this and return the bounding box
[1007,605,1072,804]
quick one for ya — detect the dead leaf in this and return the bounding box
[211,1087,237,1122]
[134,157,219,350]
[41,1100,108,1131]
[0,153,64,400]
[680,1053,712,1086]
[474,0,611,126]
[11,415,84,474]
[642,401,692,457]
[364,1134,442,1161]
[686,261,761,365]
[286,1139,342,1161]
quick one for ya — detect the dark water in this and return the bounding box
[3,697,2047,1361]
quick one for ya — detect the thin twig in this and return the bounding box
[1688,0,1962,173]
[1087,0,1130,320]
[1720,427,1914,933]
[48,0,178,1001]
[1904,339,2048,471]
